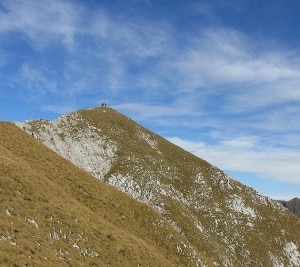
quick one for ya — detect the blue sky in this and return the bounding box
[1,0,300,200]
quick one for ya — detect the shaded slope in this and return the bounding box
[0,122,211,266]
[279,198,300,217]
[17,107,300,266]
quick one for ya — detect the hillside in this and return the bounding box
[10,107,300,266]
[279,198,300,217]
[1,122,209,266]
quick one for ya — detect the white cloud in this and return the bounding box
[166,28,300,95]
[168,136,300,185]
[20,64,58,94]
[0,0,82,49]
[113,103,198,119]
[2,0,300,102]
[42,104,77,115]
[0,0,171,57]
[0,0,173,96]
[140,27,300,126]
[3,0,300,110]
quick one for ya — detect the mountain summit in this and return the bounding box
[11,107,300,266]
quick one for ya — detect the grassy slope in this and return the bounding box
[0,122,203,267]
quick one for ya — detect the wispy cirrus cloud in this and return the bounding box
[113,103,199,119]
[1,0,300,197]
[0,0,82,49]
[3,0,300,111]
[2,0,300,99]
[42,104,78,115]
[166,27,300,91]
[20,64,58,93]
[0,0,173,100]
[168,136,300,185]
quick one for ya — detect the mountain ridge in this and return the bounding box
[10,106,300,266]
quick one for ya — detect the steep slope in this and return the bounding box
[279,198,300,217]
[0,122,213,266]
[16,107,300,266]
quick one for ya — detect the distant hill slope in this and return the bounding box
[0,122,209,266]
[14,107,300,266]
[279,198,300,217]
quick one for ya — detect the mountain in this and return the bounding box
[1,121,203,266]
[279,198,300,217]
[8,106,300,266]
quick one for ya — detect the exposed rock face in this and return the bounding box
[16,107,300,266]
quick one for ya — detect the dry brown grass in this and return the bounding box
[0,122,195,266]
